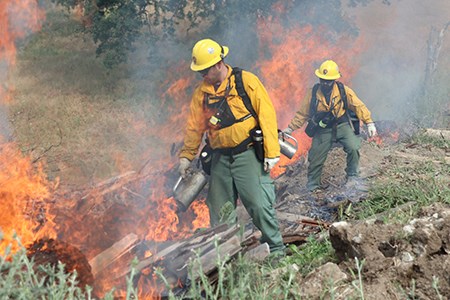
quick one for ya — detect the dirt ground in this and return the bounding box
[273,126,450,299]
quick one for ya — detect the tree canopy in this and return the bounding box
[50,0,388,67]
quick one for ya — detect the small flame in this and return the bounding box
[191,199,210,230]
[368,135,383,146]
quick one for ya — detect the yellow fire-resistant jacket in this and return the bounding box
[180,65,280,161]
[288,82,373,130]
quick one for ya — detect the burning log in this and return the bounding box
[277,211,319,224]
[82,171,137,200]
[102,223,265,296]
[88,233,139,277]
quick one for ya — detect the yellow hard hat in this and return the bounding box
[190,39,229,71]
[315,60,341,80]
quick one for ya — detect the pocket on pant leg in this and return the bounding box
[259,174,276,206]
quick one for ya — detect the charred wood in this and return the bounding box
[26,238,94,289]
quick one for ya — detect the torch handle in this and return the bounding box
[173,176,183,193]
[281,132,298,148]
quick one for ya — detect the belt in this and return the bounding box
[336,114,349,124]
[216,137,253,156]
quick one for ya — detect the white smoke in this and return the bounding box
[344,0,450,123]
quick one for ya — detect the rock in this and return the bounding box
[298,262,349,299]
[411,224,442,255]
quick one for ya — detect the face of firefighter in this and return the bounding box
[319,78,335,95]
[200,61,226,86]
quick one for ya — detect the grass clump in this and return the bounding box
[351,134,449,222]
[0,235,141,299]
[408,130,450,149]
[284,236,336,276]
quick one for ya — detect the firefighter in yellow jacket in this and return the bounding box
[178,39,285,254]
[283,60,377,192]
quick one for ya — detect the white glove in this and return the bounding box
[178,158,191,177]
[264,157,280,172]
[282,127,293,135]
[367,122,377,137]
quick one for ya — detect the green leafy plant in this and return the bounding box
[284,236,336,276]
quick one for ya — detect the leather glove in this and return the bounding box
[282,127,293,135]
[264,157,280,172]
[178,158,191,178]
[367,122,377,137]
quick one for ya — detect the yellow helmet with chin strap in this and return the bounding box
[190,39,229,71]
[315,60,341,80]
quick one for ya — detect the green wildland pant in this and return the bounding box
[207,148,285,253]
[307,122,361,191]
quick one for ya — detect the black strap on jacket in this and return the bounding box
[215,67,260,162]
[336,81,360,134]
[309,83,321,118]
[232,67,258,122]
[203,68,256,128]
[336,82,347,110]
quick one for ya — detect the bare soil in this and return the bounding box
[273,127,450,299]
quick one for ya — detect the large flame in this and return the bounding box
[0,0,47,254]
[0,0,380,299]
[0,143,56,254]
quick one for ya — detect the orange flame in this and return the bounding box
[190,199,210,230]
[0,143,56,254]
[0,0,48,254]
[145,196,180,242]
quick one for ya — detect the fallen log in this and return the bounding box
[129,224,246,295]
[87,212,327,297]
[394,150,448,165]
[88,233,139,277]
[276,211,321,224]
[189,235,242,279]
[423,128,450,140]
